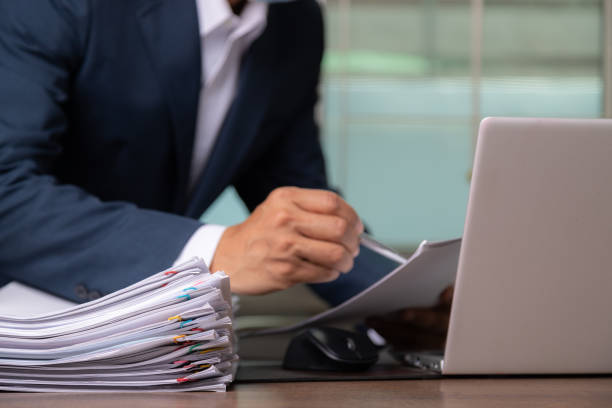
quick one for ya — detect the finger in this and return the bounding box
[401,308,440,328]
[292,210,360,256]
[292,235,354,273]
[365,318,447,351]
[438,285,454,306]
[402,309,450,333]
[290,189,364,233]
[378,308,450,333]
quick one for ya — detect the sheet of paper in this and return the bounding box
[242,238,461,336]
[0,283,76,317]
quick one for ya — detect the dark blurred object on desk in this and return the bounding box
[366,286,453,352]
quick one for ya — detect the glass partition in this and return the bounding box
[203,0,607,254]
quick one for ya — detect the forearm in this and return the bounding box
[0,168,202,301]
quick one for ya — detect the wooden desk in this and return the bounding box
[2,378,611,408]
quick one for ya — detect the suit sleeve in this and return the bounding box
[0,1,202,301]
[233,0,329,211]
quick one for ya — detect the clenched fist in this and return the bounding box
[209,187,364,295]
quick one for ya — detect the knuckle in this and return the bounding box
[332,217,348,240]
[275,235,296,253]
[327,245,346,265]
[269,187,294,203]
[273,262,295,280]
[322,191,340,212]
[348,214,360,231]
[272,209,293,227]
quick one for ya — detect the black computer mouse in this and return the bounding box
[283,326,379,371]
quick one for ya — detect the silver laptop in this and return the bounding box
[405,117,612,375]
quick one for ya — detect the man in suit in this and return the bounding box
[0,0,364,302]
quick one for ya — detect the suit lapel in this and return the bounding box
[136,0,201,211]
[185,15,280,218]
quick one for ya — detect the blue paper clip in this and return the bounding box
[179,319,193,328]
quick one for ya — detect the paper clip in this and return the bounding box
[168,315,182,322]
[190,328,204,332]
[179,319,193,328]
[188,343,201,353]
[173,334,186,344]
[176,287,197,301]
[199,347,224,355]
[164,270,178,276]
[176,377,190,383]
[173,360,188,365]
[199,364,211,369]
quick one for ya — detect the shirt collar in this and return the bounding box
[196,0,235,37]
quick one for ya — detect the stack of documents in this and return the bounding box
[0,259,237,392]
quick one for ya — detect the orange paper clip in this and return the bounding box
[173,334,187,344]
[199,347,224,355]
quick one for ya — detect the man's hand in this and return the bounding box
[366,286,454,351]
[210,187,364,295]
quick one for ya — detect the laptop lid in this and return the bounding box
[443,117,612,374]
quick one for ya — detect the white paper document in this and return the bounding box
[0,259,238,392]
[0,283,76,317]
[242,238,462,336]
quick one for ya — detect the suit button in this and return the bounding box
[75,284,88,300]
[88,290,102,301]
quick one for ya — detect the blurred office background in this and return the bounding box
[203,0,611,255]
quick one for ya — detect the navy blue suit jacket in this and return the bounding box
[0,0,328,302]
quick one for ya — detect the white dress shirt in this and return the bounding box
[173,0,268,268]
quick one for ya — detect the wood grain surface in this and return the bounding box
[2,378,612,408]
